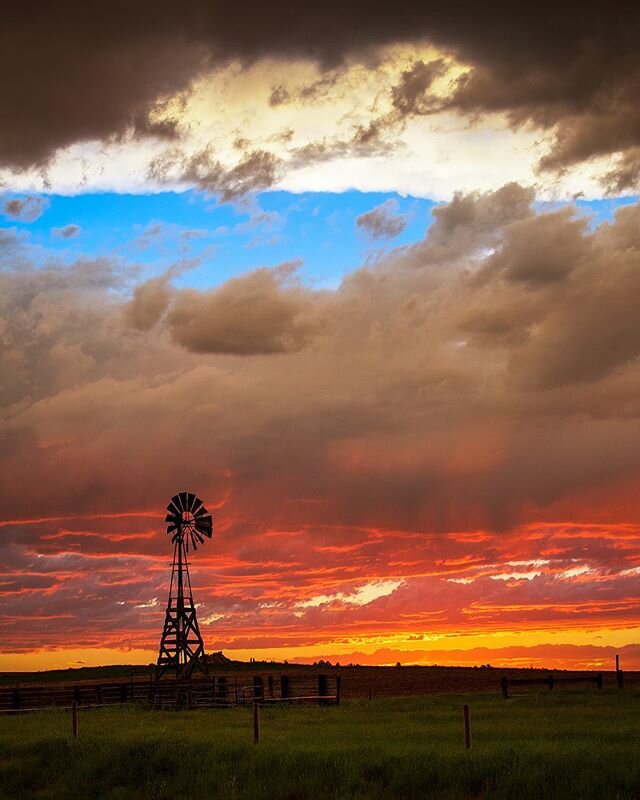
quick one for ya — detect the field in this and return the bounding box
[1,690,638,799]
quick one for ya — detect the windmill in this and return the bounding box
[156,492,213,681]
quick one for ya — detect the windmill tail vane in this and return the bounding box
[156,491,214,681]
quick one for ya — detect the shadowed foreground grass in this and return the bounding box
[0,691,638,799]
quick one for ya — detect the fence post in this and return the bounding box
[616,669,624,689]
[463,704,471,749]
[336,675,341,706]
[253,701,260,745]
[548,674,554,691]
[500,677,508,699]
[318,674,329,706]
[368,689,372,701]
[72,700,79,738]
[596,673,603,690]
[12,688,20,710]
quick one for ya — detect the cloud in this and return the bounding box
[1,4,640,189]
[167,261,318,354]
[0,7,208,169]
[149,146,282,201]
[346,58,450,151]
[2,514,637,661]
[3,184,640,535]
[51,224,81,239]
[269,71,342,107]
[390,59,447,116]
[603,148,640,193]
[124,276,172,331]
[356,199,407,239]
[2,195,48,222]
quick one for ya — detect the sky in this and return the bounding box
[1,3,640,672]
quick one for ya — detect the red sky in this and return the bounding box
[2,502,639,670]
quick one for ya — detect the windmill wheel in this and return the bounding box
[165,492,213,551]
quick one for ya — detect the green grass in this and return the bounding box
[0,691,638,799]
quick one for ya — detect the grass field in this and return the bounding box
[0,691,638,799]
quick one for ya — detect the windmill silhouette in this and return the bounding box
[156,492,213,680]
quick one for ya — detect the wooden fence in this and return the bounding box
[0,673,341,713]
[500,673,604,699]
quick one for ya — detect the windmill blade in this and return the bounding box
[166,508,182,536]
[186,492,196,511]
[196,516,213,537]
[167,501,181,517]
[196,520,212,535]
[171,494,185,512]
[178,491,189,510]
[194,505,208,518]
[193,529,205,545]
[191,496,203,514]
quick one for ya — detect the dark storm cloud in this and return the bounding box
[2,3,640,183]
[0,6,209,169]
[356,199,407,239]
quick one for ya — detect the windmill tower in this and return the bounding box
[156,492,213,681]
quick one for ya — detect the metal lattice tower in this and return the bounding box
[156,492,213,681]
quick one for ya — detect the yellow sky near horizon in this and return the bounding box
[2,624,638,673]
